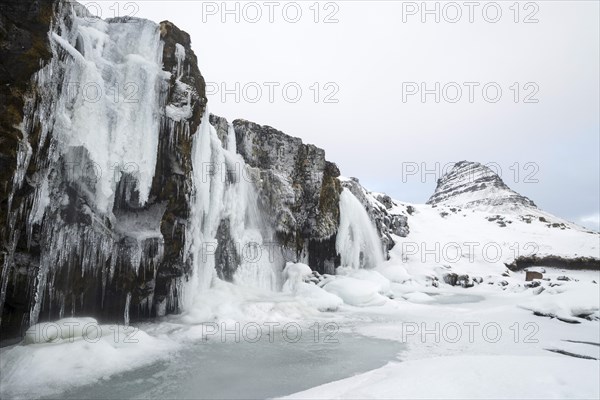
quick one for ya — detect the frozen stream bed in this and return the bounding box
[3,268,599,400]
[49,327,404,400]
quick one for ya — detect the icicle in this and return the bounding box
[124,292,131,326]
[175,43,185,79]
[226,122,237,153]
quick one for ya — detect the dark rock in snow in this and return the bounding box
[526,271,543,281]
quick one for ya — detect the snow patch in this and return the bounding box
[322,277,388,307]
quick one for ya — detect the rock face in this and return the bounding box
[216,117,344,275]
[0,1,207,339]
[427,161,536,210]
[0,0,62,342]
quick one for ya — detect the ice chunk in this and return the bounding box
[323,277,387,307]
[23,317,99,344]
[282,262,313,292]
[295,282,343,311]
[336,267,391,295]
[375,264,411,284]
[281,263,343,311]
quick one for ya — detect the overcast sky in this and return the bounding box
[84,1,599,230]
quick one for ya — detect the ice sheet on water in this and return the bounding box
[284,355,600,399]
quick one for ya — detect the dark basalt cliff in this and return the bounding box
[231,118,343,274]
[1,0,62,342]
[0,0,209,340]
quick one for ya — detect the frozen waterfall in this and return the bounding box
[48,12,165,213]
[184,110,283,308]
[336,189,385,269]
[11,7,168,326]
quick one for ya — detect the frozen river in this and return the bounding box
[53,326,404,399]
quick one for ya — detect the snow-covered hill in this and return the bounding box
[346,161,600,287]
[427,160,537,211]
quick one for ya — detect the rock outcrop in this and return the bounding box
[507,256,600,271]
[212,116,344,275]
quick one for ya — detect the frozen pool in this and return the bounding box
[53,327,404,399]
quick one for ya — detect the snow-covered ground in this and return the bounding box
[1,260,598,399]
[280,197,600,399]
[377,200,598,275]
[286,277,600,399]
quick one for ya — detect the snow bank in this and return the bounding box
[323,277,388,307]
[375,264,411,283]
[520,282,600,322]
[23,317,99,344]
[283,262,314,292]
[282,262,343,311]
[284,355,600,399]
[336,267,392,295]
[0,324,179,399]
[295,282,344,312]
[178,278,344,330]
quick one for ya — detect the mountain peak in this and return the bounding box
[426,161,537,210]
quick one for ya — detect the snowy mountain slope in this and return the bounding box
[387,202,599,279]
[353,161,600,284]
[427,160,537,212]
[424,161,596,234]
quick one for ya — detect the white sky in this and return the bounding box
[83,0,599,230]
